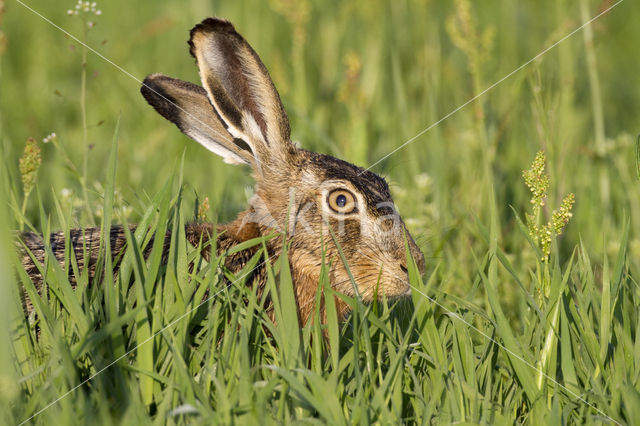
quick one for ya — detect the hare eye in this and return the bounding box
[327,189,357,214]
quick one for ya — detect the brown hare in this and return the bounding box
[19,18,425,324]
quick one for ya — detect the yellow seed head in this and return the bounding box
[198,196,210,222]
[19,137,42,198]
[522,151,575,262]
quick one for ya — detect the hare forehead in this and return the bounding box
[304,152,392,201]
[300,170,320,187]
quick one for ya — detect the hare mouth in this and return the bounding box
[379,274,413,299]
[400,284,413,297]
[398,280,413,298]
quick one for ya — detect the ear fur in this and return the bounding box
[141,73,253,165]
[188,18,293,166]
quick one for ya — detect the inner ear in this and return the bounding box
[232,137,252,152]
[140,73,254,165]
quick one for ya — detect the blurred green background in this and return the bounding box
[2,0,640,423]
[1,0,639,301]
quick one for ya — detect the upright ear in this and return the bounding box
[189,18,293,167]
[141,74,254,165]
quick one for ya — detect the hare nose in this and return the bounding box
[405,249,426,276]
[405,239,426,275]
[400,253,426,277]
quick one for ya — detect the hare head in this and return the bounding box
[141,18,425,319]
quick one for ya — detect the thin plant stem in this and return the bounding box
[580,0,609,213]
[19,196,27,231]
[80,15,92,223]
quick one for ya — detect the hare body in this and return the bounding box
[19,18,425,324]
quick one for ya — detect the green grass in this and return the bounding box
[1,0,640,424]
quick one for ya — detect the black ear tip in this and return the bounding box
[139,74,176,118]
[188,17,238,57]
[200,17,235,31]
[190,17,236,38]
[140,74,163,102]
[140,77,152,100]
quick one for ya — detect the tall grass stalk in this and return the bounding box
[80,15,89,219]
[580,0,610,219]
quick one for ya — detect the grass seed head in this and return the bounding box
[198,196,210,222]
[19,137,41,199]
[523,150,575,262]
[446,0,495,76]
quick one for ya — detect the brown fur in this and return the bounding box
[17,18,425,327]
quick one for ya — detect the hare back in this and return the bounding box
[17,223,267,317]
[19,226,134,288]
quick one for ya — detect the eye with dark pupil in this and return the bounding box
[327,188,356,214]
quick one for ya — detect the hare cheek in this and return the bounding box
[328,217,361,241]
[366,218,399,253]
